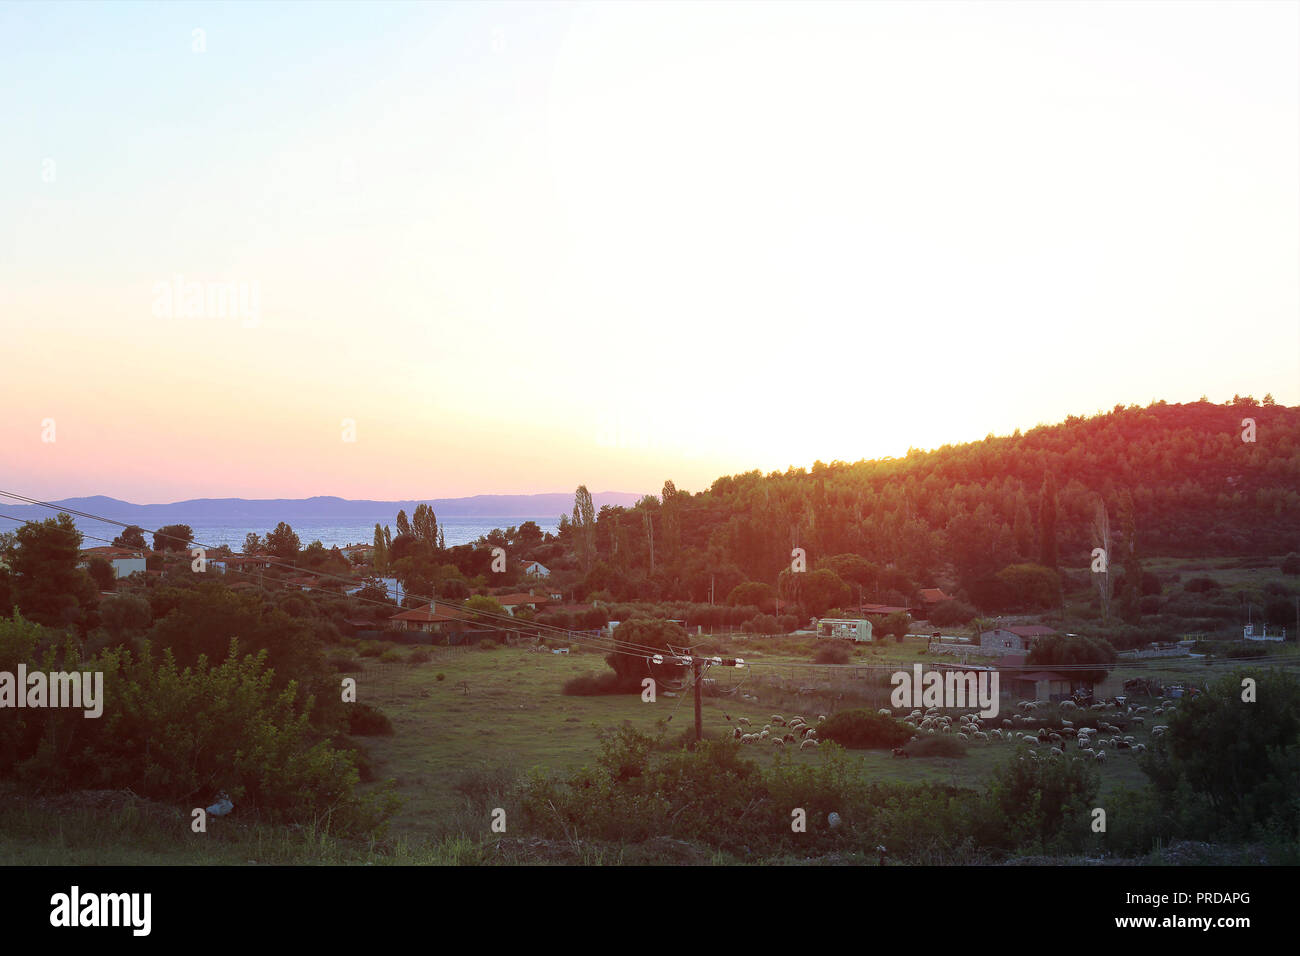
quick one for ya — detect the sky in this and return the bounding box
[2,0,1297,504]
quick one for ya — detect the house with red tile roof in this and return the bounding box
[919,588,952,605]
[78,546,147,579]
[389,602,470,634]
[493,591,552,615]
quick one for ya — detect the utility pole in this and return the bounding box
[693,658,703,745]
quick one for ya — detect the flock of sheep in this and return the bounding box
[722,696,1175,763]
[877,696,1178,764]
[733,713,825,750]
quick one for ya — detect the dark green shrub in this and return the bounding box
[562,671,629,696]
[816,709,912,750]
[347,702,394,736]
[813,642,851,665]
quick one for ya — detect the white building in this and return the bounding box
[79,546,147,579]
[521,560,550,578]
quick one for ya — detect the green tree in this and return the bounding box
[152,523,195,553]
[725,581,775,612]
[372,523,387,571]
[412,503,439,549]
[1038,472,1058,570]
[574,486,596,573]
[265,522,302,561]
[1026,634,1116,686]
[465,594,506,622]
[395,509,412,538]
[2,514,98,627]
[86,557,116,591]
[1143,669,1300,840]
[100,592,153,640]
[1116,491,1143,624]
[111,525,147,550]
[243,532,263,555]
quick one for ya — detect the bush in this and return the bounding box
[928,600,976,626]
[330,654,360,672]
[744,614,780,635]
[408,648,431,664]
[1184,576,1221,593]
[562,671,629,696]
[816,709,912,750]
[347,702,394,736]
[358,642,383,658]
[813,642,851,665]
[379,649,403,663]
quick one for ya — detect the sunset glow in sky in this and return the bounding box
[3,1,1297,503]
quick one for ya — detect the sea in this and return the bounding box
[2,515,560,552]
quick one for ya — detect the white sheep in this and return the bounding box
[973,731,989,741]
[799,738,818,750]
[771,714,786,726]
[956,732,969,741]
[1095,750,1106,763]
[738,717,751,727]
[878,708,892,716]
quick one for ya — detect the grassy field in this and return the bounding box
[5,578,1296,864]
[353,634,1217,840]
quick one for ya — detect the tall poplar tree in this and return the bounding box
[1038,472,1059,570]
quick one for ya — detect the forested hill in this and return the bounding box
[553,399,1300,603]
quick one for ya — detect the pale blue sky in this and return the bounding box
[3,1,1298,501]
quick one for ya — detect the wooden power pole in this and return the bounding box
[693,658,703,744]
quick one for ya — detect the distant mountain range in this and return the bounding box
[0,492,644,524]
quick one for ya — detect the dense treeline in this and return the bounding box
[547,399,1299,613]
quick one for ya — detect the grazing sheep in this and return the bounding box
[733,728,743,739]
[1061,719,1074,727]
[1060,700,1078,712]
[973,731,989,741]
[783,733,796,743]
[1080,748,1095,756]
[817,715,826,724]
[760,730,770,739]
[956,732,969,741]
[1116,740,1132,750]
[738,717,751,727]
[1095,750,1107,763]
[891,747,909,758]
[762,725,772,734]
[1049,733,1062,743]
[773,737,785,747]
[1131,717,1144,725]
[771,715,786,726]
[1133,743,1147,753]
[878,708,892,716]
[800,739,818,751]
[1001,719,1012,729]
